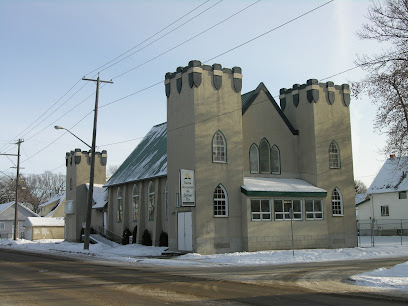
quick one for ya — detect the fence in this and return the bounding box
[357,219,408,247]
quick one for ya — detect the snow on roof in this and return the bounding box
[355,193,367,206]
[104,123,167,187]
[39,193,66,208]
[25,217,64,227]
[241,177,327,195]
[0,201,38,216]
[85,184,108,209]
[367,156,408,194]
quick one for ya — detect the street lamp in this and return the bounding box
[54,126,91,149]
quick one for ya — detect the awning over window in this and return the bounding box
[241,177,327,197]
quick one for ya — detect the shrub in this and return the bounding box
[122,228,132,245]
[159,231,168,247]
[142,229,152,246]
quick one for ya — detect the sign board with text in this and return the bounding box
[179,169,195,206]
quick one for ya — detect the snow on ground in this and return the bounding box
[1,236,408,292]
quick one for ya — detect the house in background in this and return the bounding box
[356,156,408,235]
[38,193,66,217]
[0,202,38,239]
[103,60,357,254]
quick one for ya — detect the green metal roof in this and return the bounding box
[104,123,167,187]
[241,90,255,109]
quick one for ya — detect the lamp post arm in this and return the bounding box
[64,129,91,149]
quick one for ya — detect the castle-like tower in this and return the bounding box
[166,60,244,253]
[279,80,356,247]
[65,148,107,242]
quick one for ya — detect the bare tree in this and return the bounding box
[354,0,408,156]
[354,179,368,194]
[107,164,119,177]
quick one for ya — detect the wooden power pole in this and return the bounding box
[82,74,113,250]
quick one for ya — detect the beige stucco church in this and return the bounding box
[91,60,356,254]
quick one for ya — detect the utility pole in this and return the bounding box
[1,140,23,240]
[82,73,113,250]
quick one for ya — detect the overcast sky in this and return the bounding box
[0,0,388,188]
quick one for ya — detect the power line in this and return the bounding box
[98,0,224,75]
[111,0,261,80]
[84,0,213,77]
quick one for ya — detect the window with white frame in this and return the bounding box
[251,199,271,221]
[132,184,139,221]
[381,205,389,216]
[305,199,323,220]
[259,139,270,173]
[329,141,340,169]
[116,187,123,223]
[399,191,407,199]
[274,199,302,220]
[148,181,155,221]
[213,184,228,217]
[0,222,5,230]
[164,181,168,220]
[249,144,259,173]
[212,131,226,163]
[271,145,280,174]
[331,187,343,216]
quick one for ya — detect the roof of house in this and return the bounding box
[104,123,167,187]
[355,193,369,206]
[25,217,64,227]
[85,184,108,209]
[0,202,38,216]
[241,177,327,197]
[39,193,66,208]
[367,156,408,194]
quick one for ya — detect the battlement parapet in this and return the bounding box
[65,149,107,167]
[164,60,242,97]
[279,79,350,111]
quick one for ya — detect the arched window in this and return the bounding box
[148,181,155,221]
[329,141,340,169]
[249,144,259,173]
[164,181,168,221]
[213,184,228,217]
[212,131,227,163]
[271,145,281,174]
[331,187,343,216]
[259,139,270,173]
[132,184,139,221]
[116,187,123,223]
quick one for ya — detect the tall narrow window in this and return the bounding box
[329,141,340,169]
[148,181,155,221]
[331,187,343,216]
[164,181,168,221]
[213,184,228,217]
[132,184,139,221]
[249,144,259,173]
[259,139,270,173]
[116,187,123,223]
[212,131,227,163]
[271,145,281,174]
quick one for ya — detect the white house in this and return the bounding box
[0,202,38,239]
[357,156,408,235]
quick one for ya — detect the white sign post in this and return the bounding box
[180,169,195,206]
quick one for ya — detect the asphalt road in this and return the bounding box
[0,248,407,305]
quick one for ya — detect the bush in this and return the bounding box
[122,228,132,245]
[132,226,137,244]
[159,231,168,247]
[142,229,152,246]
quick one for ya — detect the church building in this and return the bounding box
[103,60,357,254]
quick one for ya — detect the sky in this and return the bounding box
[2,236,408,295]
[0,0,389,188]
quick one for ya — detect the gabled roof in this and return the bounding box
[355,193,369,206]
[39,193,65,208]
[367,156,408,194]
[25,217,64,227]
[241,82,299,136]
[104,123,167,187]
[0,201,38,217]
